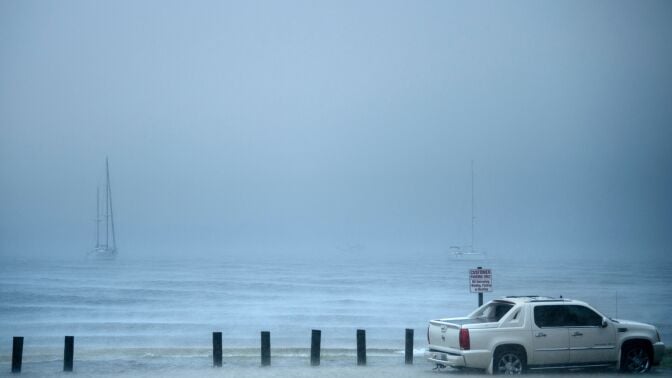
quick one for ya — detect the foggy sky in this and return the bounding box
[1,0,671,260]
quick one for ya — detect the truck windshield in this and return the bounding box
[471,301,514,322]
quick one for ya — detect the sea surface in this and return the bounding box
[0,253,670,376]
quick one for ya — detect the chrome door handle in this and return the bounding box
[535,332,546,337]
[572,331,583,336]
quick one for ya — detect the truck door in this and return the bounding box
[565,305,617,364]
[532,305,570,366]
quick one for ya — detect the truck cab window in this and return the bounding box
[565,305,603,327]
[534,305,568,328]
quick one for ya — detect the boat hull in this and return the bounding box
[88,247,117,260]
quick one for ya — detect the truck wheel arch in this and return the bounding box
[619,338,653,356]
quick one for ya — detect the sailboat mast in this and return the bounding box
[471,160,475,254]
[106,157,116,249]
[105,159,109,248]
[96,186,100,248]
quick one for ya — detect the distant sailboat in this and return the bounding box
[89,158,117,260]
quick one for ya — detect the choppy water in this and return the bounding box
[0,254,670,375]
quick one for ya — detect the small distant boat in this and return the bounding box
[88,158,117,260]
[450,246,486,259]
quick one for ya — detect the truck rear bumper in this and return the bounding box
[427,348,493,369]
[426,349,466,367]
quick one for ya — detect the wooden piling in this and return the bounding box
[212,332,222,367]
[63,336,74,372]
[310,329,321,366]
[12,336,23,373]
[405,328,413,364]
[356,329,366,365]
[261,331,271,366]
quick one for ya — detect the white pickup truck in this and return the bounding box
[427,296,665,374]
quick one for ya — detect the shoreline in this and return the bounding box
[1,364,670,378]
[1,347,669,376]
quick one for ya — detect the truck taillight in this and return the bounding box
[459,328,470,350]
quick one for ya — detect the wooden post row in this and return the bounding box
[9,329,421,372]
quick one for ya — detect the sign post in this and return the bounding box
[469,266,492,307]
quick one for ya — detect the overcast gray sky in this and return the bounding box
[1,0,671,260]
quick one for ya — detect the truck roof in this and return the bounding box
[497,296,585,305]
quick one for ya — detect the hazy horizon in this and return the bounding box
[2,1,671,261]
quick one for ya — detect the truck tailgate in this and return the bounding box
[429,319,462,350]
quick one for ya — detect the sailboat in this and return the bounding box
[451,161,486,259]
[88,158,117,260]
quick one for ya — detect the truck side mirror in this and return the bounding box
[602,318,608,328]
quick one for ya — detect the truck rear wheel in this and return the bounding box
[494,348,525,375]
